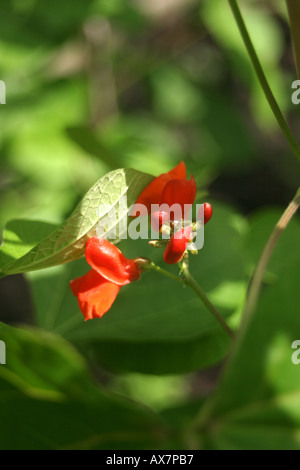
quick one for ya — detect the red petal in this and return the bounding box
[167,161,186,179]
[163,227,193,265]
[134,161,186,214]
[150,211,169,232]
[70,274,86,296]
[70,269,120,320]
[161,175,196,217]
[85,237,140,286]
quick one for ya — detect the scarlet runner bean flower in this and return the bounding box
[162,203,213,264]
[70,237,141,320]
[134,161,196,220]
[163,226,194,265]
[160,175,196,217]
[135,162,213,264]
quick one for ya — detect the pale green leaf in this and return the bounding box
[0,168,152,275]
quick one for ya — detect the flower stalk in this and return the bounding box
[180,263,235,340]
[147,261,235,340]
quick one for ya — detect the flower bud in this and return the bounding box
[163,226,193,265]
[197,202,213,225]
[204,203,213,224]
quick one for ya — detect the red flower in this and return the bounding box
[160,176,196,214]
[70,270,120,321]
[135,161,186,212]
[134,161,196,218]
[163,226,194,265]
[70,238,141,320]
[85,237,140,285]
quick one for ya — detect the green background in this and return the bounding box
[0,0,300,450]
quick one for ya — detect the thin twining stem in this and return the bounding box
[240,188,300,336]
[286,0,300,79]
[228,0,300,163]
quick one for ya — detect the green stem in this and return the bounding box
[228,0,300,162]
[146,261,235,339]
[240,188,300,335]
[181,265,235,340]
[286,0,300,78]
[145,262,184,283]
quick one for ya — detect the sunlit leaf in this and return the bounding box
[0,168,153,275]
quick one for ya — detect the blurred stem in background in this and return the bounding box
[228,0,300,163]
[286,0,300,79]
[227,1,300,338]
[239,187,300,340]
[83,18,118,127]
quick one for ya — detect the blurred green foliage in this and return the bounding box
[1,0,300,450]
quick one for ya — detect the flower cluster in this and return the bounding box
[70,162,213,320]
[136,161,212,264]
